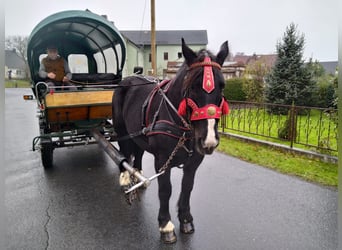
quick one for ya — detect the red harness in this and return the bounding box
[177,57,229,120]
[177,97,229,120]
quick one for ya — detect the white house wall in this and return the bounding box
[123,40,206,78]
[156,45,204,77]
[123,41,144,77]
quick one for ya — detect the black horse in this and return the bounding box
[112,38,229,243]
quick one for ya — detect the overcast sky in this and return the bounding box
[5,0,338,61]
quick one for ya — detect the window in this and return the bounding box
[149,53,152,62]
[164,52,168,61]
[178,52,182,59]
[68,54,88,73]
[94,48,117,74]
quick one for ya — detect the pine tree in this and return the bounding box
[265,23,315,108]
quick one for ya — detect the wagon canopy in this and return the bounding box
[27,10,126,83]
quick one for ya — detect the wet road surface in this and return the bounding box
[5,89,337,250]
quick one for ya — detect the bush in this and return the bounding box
[224,78,246,101]
[313,80,335,108]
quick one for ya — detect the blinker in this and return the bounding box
[23,95,34,100]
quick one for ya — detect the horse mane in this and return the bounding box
[179,49,217,92]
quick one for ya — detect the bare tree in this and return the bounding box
[6,35,30,78]
[242,58,271,102]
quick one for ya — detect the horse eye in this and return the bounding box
[191,83,197,90]
[219,81,225,89]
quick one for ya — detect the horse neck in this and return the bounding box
[166,68,187,106]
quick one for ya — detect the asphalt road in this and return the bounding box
[5,88,337,250]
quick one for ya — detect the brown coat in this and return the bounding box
[41,57,65,82]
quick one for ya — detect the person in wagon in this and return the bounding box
[39,45,76,90]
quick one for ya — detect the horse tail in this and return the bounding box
[113,76,155,129]
[112,76,143,129]
[112,79,129,133]
[112,76,147,172]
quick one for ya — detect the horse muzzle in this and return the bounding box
[194,119,219,155]
[196,138,218,155]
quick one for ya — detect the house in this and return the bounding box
[319,61,338,75]
[5,49,27,79]
[165,53,276,80]
[120,30,208,78]
[229,53,277,80]
[221,61,246,79]
[165,60,245,80]
[233,53,277,70]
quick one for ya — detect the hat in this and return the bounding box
[47,44,57,50]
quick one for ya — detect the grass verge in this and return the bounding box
[217,135,338,188]
[5,80,31,88]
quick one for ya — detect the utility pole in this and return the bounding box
[150,0,156,76]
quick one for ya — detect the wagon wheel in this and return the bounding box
[41,142,54,169]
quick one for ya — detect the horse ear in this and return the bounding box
[216,41,229,66]
[182,38,197,66]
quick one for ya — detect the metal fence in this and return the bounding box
[220,101,338,155]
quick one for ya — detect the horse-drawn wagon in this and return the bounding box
[27,9,230,244]
[27,10,124,167]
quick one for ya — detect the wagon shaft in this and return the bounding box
[91,129,164,194]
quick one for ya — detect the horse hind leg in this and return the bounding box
[118,142,145,203]
[130,146,145,186]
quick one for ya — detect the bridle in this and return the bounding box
[177,56,229,121]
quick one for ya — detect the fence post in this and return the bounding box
[289,101,296,148]
[221,115,225,133]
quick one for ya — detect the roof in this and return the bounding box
[319,61,338,75]
[120,30,208,46]
[5,50,26,69]
[232,54,277,69]
[27,10,126,57]
[232,54,252,65]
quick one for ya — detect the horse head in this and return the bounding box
[177,39,229,155]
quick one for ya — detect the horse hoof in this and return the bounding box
[160,230,177,244]
[180,221,195,234]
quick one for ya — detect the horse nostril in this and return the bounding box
[203,137,218,149]
[201,138,218,149]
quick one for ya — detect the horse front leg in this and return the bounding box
[155,159,177,244]
[178,155,203,234]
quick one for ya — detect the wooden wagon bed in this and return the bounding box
[43,90,114,130]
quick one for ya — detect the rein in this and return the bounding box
[69,79,117,85]
[69,78,156,88]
